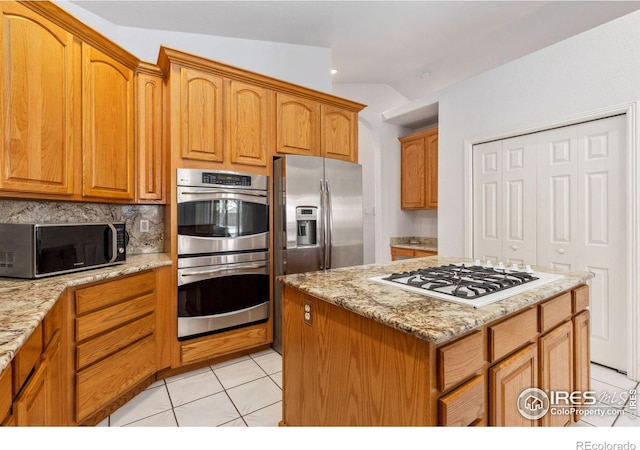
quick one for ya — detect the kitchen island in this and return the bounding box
[277,256,593,426]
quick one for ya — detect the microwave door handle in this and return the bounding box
[106,223,118,263]
[325,179,333,269]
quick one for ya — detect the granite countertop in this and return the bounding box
[277,256,593,345]
[390,236,438,252]
[0,253,172,374]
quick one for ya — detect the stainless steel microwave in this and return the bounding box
[0,222,127,279]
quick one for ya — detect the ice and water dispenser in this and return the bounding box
[296,207,317,246]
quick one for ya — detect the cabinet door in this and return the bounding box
[489,343,538,426]
[14,358,48,426]
[276,93,319,156]
[0,3,76,196]
[229,81,271,167]
[425,130,438,208]
[400,137,426,209]
[539,320,573,426]
[179,67,224,162]
[0,366,11,424]
[136,70,164,203]
[82,44,135,200]
[320,105,357,162]
[573,310,590,423]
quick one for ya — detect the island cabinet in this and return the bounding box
[2,299,64,426]
[399,127,438,210]
[281,283,591,426]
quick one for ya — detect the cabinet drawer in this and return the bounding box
[12,324,43,394]
[76,314,155,370]
[414,250,437,257]
[392,247,415,258]
[572,285,589,313]
[76,335,156,422]
[75,271,155,315]
[438,375,485,426]
[538,292,572,333]
[76,294,155,342]
[489,308,537,362]
[437,331,484,391]
[0,366,11,423]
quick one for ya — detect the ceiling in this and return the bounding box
[71,1,640,101]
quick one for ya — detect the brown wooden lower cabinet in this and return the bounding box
[390,246,437,261]
[489,343,538,426]
[439,375,485,426]
[282,284,591,427]
[5,299,64,426]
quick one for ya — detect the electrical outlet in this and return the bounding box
[303,300,312,326]
[140,219,150,233]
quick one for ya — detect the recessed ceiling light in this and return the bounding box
[331,68,338,75]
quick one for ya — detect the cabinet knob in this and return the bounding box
[557,248,565,255]
[511,245,518,251]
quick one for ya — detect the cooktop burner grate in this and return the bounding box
[382,264,539,300]
[369,263,564,308]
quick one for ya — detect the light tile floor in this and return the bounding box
[98,351,639,427]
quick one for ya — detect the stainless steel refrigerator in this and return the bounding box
[272,155,363,353]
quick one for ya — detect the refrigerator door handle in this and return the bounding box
[320,179,326,270]
[325,179,333,269]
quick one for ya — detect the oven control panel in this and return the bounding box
[202,172,252,187]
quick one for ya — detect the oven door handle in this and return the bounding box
[178,188,268,205]
[177,262,268,286]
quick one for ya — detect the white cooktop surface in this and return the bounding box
[369,263,564,308]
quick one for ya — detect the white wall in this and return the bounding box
[415,9,640,257]
[54,1,332,92]
[332,84,432,262]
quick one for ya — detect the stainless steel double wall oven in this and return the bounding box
[176,168,270,340]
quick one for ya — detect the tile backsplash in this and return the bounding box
[0,200,164,254]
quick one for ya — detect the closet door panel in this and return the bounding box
[502,135,537,266]
[473,140,502,264]
[535,127,579,272]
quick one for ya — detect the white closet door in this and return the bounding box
[537,115,626,371]
[502,134,537,266]
[473,140,502,264]
[536,126,579,271]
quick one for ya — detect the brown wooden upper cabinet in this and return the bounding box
[229,80,272,167]
[399,127,438,209]
[135,64,165,203]
[81,44,135,200]
[320,105,358,162]
[276,93,320,156]
[178,66,225,163]
[0,2,77,197]
[276,95,358,163]
[0,1,163,203]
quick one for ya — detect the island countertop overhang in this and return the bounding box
[276,256,594,345]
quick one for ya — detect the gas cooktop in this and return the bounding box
[369,263,564,308]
